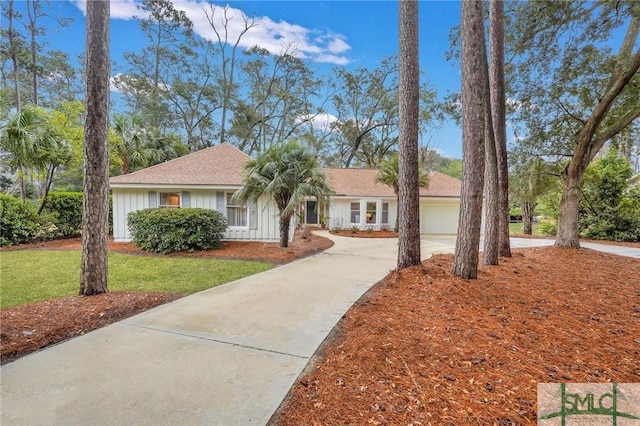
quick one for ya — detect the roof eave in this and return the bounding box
[109,183,244,190]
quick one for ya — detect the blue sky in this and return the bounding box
[17,0,464,157]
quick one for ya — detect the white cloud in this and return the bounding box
[313,53,350,66]
[73,0,144,20]
[109,73,171,93]
[110,73,123,93]
[181,2,350,64]
[433,148,454,159]
[73,0,351,65]
[297,113,339,132]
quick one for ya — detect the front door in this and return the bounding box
[306,200,318,224]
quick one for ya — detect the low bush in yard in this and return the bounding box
[42,191,113,236]
[41,191,83,237]
[128,208,227,253]
[0,195,42,246]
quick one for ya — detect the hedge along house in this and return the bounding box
[110,143,292,243]
[320,168,462,234]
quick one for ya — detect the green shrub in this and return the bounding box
[42,192,113,236]
[42,192,83,236]
[539,219,557,237]
[0,195,41,246]
[128,208,228,253]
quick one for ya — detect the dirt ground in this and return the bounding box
[272,246,640,425]
[0,231,333,364]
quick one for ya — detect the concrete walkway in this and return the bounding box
[1,233,637,425]
[509,236,640,259]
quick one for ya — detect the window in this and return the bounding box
[159,192,180,208]
[382,202,389,224]
[366,202,377,224]
[350,202,360,224]
[226,193,247,227]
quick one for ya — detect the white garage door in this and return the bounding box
[421,201,460,234]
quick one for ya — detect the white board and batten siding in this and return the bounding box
[328,198,397,230]
[112,187,287,242]
[327,197,460,235]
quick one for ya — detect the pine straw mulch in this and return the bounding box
[272,246,640,425]
[0,232,334,364]
[0,230,335,264]
[330,230,399,238]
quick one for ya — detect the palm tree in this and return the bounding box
[375,153,429,233]
[112,114,157,174]
[233,140,334,248]
[1,104,55,200]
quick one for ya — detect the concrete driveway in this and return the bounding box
[1,233,636,425]
[0,232,435,425]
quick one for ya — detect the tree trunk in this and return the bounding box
[279,214,290,248]
[394,195,399,233]
[7,0,21,112]
[8,0,26,202]
[37,164,56,215]
[521,200,535,236]
[553,16,640,247]
[27,0,39,106]
[482,35,499,266]
[80,0,110,296]
[489,0,511,258]
[452,0,486,279]
[18,172,26,201]
[555,169,583,247]
[397,0,421,269]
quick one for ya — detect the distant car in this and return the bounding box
[509,214,522,223]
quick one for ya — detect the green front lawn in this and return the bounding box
[508,221,543,236]
[0,250,271,308]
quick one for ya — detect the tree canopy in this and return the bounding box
[233,140,334,248]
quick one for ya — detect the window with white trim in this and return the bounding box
[382,202,389,224]
[366,202,377,224]
[159,192,180,208]
[226,193,248,227]
[350,202,360,224]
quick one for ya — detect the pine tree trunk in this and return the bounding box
[555,169,583,248]
[8,0,21,112]
[521,201,534,235]
[397,0,421,269]
[482,37,499,266]
[452,0,486,279]
[394,195,399,233]
[279,214,290,248]
[80,0,110,296]
[489,0,511,258]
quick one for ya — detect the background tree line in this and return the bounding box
[1,0,450,195]
[2,0,638,260]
